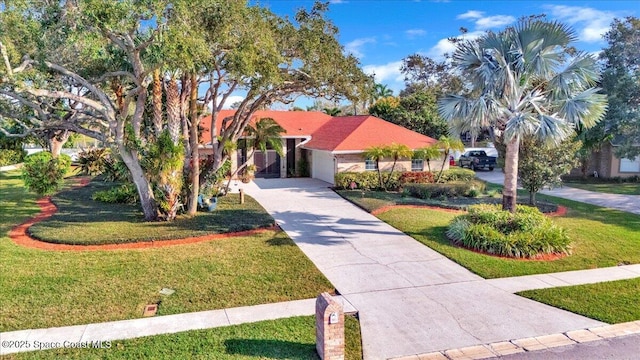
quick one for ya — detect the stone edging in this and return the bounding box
[389,320,640,360]
[8,178,278,251]
[371,204,568,217]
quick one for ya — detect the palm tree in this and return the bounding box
[322,107,342,116]
[438,19,607,212]
[371,83,393,103]
[362,145,388,190]
[385,143,413,188]
[434,136,464,183]
[414,145,441,172]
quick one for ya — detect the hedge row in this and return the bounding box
[0,149,27,166]
[403,180,486,199]
[334,168,477,191]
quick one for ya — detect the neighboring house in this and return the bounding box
[571,138,640,178]
[200,110,445,184]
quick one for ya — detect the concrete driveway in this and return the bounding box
[474,170,640,215]
[244,178,603,360]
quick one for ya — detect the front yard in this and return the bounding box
[0,171,332,331]
[563,178,640,195]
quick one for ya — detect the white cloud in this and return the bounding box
[215,95,244,110]
[457,10,483,20]
[545,5,615,43]
[427,30,485,60]
[456,10,514,30]
[362,61,404,84]
[406,29,427,38]
[329,0,346,3]
[345,37,376,59]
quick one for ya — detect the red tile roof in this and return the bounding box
[199,110,437,152]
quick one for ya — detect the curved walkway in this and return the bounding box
[474,170,640,215]
[244,178,611,360]
[9,179,276,251]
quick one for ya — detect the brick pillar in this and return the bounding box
[316,292,345,360]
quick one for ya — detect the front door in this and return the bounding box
[254,150,281,178]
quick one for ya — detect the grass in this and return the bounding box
[351,188,640,278]
[29,180,275,245]
[518,278,640,324]
[563,180,640,195]
[0,171,332,331]
[3,315,363,360]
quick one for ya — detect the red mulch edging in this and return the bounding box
[8,177,278,252]
[371,204,569,262]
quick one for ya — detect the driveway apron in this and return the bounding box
[245,178,603,359]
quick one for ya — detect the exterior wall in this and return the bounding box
[335,154,449,174]
[570,143,640,178]
[312,150,336,183]
[611,152,640,178]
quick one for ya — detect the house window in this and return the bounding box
[620,157,640,173]
[365,159,378,171]
[411,159,424,171]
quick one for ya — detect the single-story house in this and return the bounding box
[570,138,640,178]
[199,110,446,184]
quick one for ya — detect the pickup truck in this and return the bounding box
[458,150,496,171]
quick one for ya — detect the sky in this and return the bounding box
[239,0,638,108]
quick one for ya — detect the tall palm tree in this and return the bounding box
[414,145,441,173]
[371,83,393,103]
[322,107,342,116]
[438,20,607,212]
[385,143,413,188]
[362,145,388,190]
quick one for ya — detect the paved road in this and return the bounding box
[474,169,640,215]
[501,333,640,360]
[245,178,603,360]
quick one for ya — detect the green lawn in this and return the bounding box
[29,180,275,245]
[3,315,363,360]
[563,180,640,195]
[0,171,332,331]
[373,194,640,278]
[518,278,640,324]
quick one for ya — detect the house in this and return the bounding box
[571,137,640,178]
[199,110,445,184]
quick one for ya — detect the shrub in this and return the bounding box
[78,148,110,175]
[21,152,71,196]
[334,171,401,191]
[403,180,486,199]
[102,155,130,182]
[92,183,138,204]
[399,171,435,184]
[0,149,26,166]
[438,168,476,183]
[446,204,571,258]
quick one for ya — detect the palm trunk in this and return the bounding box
[165,78,181,144]
[384,158,398,189]
[502,136,520,213]
[160,77,184,221]
[187,74,199,215]
[376,160,384,190]
[152,69,163,137]
[436,151,448,183]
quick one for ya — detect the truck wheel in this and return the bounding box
[489,167,494,171]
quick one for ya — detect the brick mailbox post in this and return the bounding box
[315,292,345,360]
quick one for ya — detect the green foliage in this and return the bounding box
[201,160,231,197]
[399,171,435,184]
[447,204,571,258]
[403,180,485,199]
[296,156,310,177]
[78,148,110,176]
[334,171,402,191]
[438,167,476,182]
[92,183,138,204]
[143,131,185,219]
[102,154,130,182]
[519,136,582,204]
[0,149,26,166]
[21,152,71,196]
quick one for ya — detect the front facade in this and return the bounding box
[200,110,446,184]
[571,142,640,178]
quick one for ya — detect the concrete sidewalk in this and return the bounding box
[474,169,640,215]
[0,296,357,355]
[244,178,617,360]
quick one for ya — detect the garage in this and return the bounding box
[311,150,336,184]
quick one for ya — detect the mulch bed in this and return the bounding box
[8,177,278,252]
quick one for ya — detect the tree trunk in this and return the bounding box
[165,78,181,144]
[48,130,70,158]
[118,144,158,221]
[187,74,199,215]
[152,69,163,137]
[436,151,448,183]
[529,191,536,206]
[502,136,520,213]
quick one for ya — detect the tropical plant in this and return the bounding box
[372,83,393,101]
[362,145,388,190]
[434,136,464,183]
[438,19,607,212]
[413,145,441,172]
[21,152,71,196]
[384,143,413,187]
[78,148,110,176]
[322,107,342,116]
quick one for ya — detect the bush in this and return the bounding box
[0,149,26,166]
[334,171,402,191]
[21,152,71,196]
[399,171,435,184]
[438,168,476,182]
[446,204,571,258]
[102,155,130,182]
[78,148,110,175]
[92,183,138,204]
[403,180,486,199]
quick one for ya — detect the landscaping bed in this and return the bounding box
[28,179,275,245]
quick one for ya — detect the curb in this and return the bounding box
[389,320,640,360]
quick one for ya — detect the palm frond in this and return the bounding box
[548,53,600,99]
[504,113,538,142]
[534,114,573,146]
[557,88,608,129]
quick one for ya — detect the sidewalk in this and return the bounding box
[473,169,640,215]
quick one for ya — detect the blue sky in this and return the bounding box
[256,0,638,101]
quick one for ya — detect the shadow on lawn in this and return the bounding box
[224,339,319,359]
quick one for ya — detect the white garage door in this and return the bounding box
[312,150,335,184]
